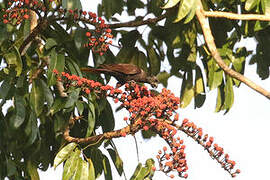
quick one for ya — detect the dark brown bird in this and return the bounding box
[81,63,159,88]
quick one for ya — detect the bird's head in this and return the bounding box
[146,76,159,88]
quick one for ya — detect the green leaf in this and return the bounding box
[53,142,77,169]
[30,79,45,116]
[13,94,25,128]
[76,100,84,115]
[127,0,145,15]
[207,58,223,90]
[162,0,180,9]
[25,112,38,147]
[107,148,123,176]
[74,27,89,50]
[40,79,54,108]
[174,0,196,23]
[45,38,57,50]
[65,88,80,109]
[195,66,204,94]
[156,71,170,87]
[130,163,148,180]
[66,57,83,77]
[261,0,270,15]
[87,158,96,180]
[141,129,157,139]
[62,0,82,9]
[184,1,197,24]
[26,160,40,180]
[86,94,96,137]
[73,158,91,180]
[245,0,259,11]
[3,47,22,76]
[119,30,141,47]
[223,75,234,113]
[102,155,112,180]
[63,149,81,180]
[180,71,194,108]
[147,47,160,75]
[100,100,115,132]
[0,79,11,100]
[47,49,65,86]
[102,0,124,20]
[49,97,66,115]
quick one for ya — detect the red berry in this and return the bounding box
[86,32,91,37]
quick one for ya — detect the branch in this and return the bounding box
[63,116,143,144]
[204,11,270,21]
[108,12,168,29]
[196,0,270,99]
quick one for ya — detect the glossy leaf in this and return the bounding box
[130,163,148,180]
[107,148,123,176]
[174,0,196,23]
[162,0,180,9]
[62,149,81,180]
[40,79,54,108]
[53,142,77,169]
[195,66,204,94]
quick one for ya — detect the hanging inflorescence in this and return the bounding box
[53,70,240,178]
[1,0,113,55]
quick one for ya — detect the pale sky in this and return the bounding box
[40,1,270,180]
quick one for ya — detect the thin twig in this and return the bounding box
[204,11,270,21]
[196,0,270,99]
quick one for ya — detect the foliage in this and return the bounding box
[0,0,268,179]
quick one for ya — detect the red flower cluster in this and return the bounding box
[1,0,41,25]
[84,14,113,56]
[53,70,240,178]
[180,119,241,177]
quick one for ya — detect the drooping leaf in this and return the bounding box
[100,100,115,132]
[180,71,194,108]
[156,71,170,87]
[130,163,148,180]
[12,94,25,128]
[102,0,124,20]
[86,94,96,137]
[102,155,112,180]
[62,149,81,180]
[24,112,38,147]
[147,47,160,75]
[223,75,234,113]
[3,46,22,76]
[107,148,123,176]
[30,79,45,116]
[53,142,77,169]
[47,50,65,86]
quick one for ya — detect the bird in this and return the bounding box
[81,63,159,88]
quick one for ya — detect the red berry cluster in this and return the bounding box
[180,118,241,177]
[83,14,113,56]
[2,0,35,25]
[53,70,240,178]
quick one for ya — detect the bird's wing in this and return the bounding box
[99,64,141,75]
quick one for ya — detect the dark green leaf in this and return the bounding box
[107,148,123,176]
[65,88,80,109]
[25,112,38,147]
[49,97,66,115]
[45,38,57,50]
[223,75,234,113]
[102,155,112,180]
[3,46,22,76]
[102,0,124,20]
[207,58,223,90]
[127,0,144,15]
[100,100,115,132]
[40,79,54,108]
[13,94,25,128]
